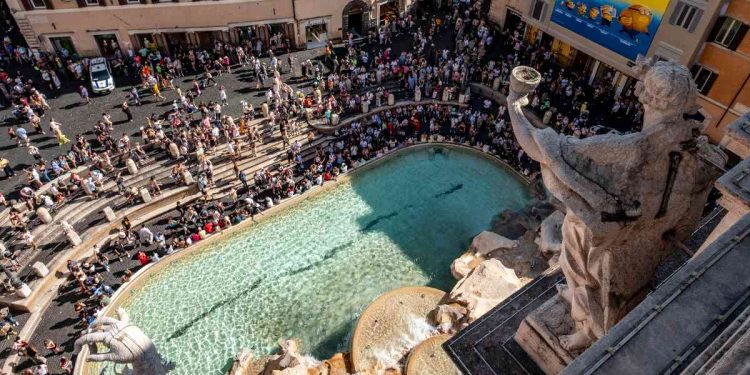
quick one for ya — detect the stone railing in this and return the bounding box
[306,98,470,135]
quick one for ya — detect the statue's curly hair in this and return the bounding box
[633,59,699,114]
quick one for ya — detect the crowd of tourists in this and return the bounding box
[0,0,653,372]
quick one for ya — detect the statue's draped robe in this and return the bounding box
[531,119,721,339]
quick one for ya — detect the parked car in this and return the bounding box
[89,57,115,94]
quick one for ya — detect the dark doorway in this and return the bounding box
[49,36,77,57]
[342,0,370,38]
[505,9,524,33]
[348,13,364,37]
[94,34,120,58]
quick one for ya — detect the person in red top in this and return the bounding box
[137,251,149,266]
[204,222,214,234]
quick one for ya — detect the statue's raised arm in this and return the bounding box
[506,67,546,162]
[506,67,628,227]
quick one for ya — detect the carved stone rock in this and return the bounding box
[536,211,564,265]
[447,259,523,322]
[471,231,518,256]
[450,252,483,280]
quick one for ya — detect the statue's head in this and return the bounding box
[633,56,699,123]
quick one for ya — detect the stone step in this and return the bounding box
[19,127,319,257]
[27,127,309,245]
[0,123,292,236]
[7,116,283,276]
[59,127,316,227]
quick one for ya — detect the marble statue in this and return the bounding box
[506,59,725,352]
[75,308,169,374]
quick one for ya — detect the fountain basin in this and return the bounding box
[406,334,461,375]
[79,144,531,375]
[350,287,445,372]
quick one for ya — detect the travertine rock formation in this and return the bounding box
[446,259,523,323]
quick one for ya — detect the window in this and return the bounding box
[711,17,750,51]
[85,0,99,4]
[715,18,742,46]
[669,1,704,32]
[127,0,141,3]
[530,0,548,21]
[30,0,46,8]
[690,65,717,95]
[673,3,697,28]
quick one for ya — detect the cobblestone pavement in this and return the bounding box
[0,46,326,196]
[0,27,434,198]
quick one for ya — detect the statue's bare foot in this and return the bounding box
[556,284,573,305]
[559,331,593,352]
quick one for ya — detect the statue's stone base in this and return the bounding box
[514,295,575,375]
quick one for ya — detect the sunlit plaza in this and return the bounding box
[0,0,748,374]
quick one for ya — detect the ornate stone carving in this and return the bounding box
[75,308,169,375]
[507,59,726,352]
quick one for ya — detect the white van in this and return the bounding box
[89,57,115,94]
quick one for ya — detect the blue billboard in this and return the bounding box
[550,0,670,61]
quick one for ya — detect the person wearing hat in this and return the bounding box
[0,158,15,178]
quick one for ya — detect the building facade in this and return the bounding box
[6,0,413,57]
[488,0,726,121]
[693,0,750,144]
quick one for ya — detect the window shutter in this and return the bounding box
[669,2,684,25]
[708,17,724,42]
[45,0,54,9]
[728,23,749,51]
[76,0,87,7]
[98,0,107,5]
[688,9,703,33]
[690,64,700,78]
[19,0,32,10]
[140,0,148,4]
[118,0,127,4]
[702,72,718,95]
[541,3,548,21]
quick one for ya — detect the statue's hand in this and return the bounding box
[507,91,529,108]
[74,308,153,364]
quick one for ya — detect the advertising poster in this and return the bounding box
[550,0,670,61]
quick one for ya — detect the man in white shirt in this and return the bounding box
[139,225,154,246]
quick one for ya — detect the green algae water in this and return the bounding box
[113,146,530,375]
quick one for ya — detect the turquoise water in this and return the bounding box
[116,146,530,375]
